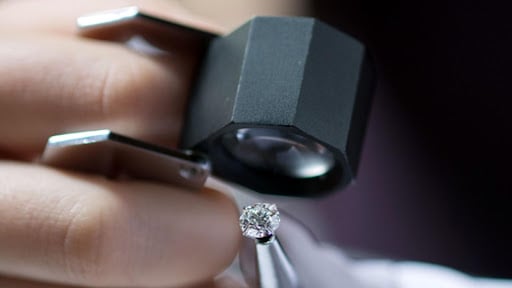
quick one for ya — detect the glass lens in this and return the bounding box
[222,128,335,178]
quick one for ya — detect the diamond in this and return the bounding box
[239,203,280,239]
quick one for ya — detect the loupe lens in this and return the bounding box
[222,128,335,178]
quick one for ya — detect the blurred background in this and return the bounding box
[179,0,512,279]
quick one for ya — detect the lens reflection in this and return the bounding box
[222,128,335,178]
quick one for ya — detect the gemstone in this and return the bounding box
[239,203,280,239]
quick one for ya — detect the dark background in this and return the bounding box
[310,0,512,278]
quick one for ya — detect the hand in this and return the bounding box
[0,0,241,287]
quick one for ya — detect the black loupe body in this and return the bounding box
[181,17,374,197]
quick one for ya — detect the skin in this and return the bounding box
[0,0,243,287]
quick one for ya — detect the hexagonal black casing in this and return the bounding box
[181,17,374,197]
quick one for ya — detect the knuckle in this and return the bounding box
[60,197,111,283]
[93,61,121,118]
[93,59,153,118]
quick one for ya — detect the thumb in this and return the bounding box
[0,161,241,287]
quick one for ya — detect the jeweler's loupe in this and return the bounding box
[42,7,374,197]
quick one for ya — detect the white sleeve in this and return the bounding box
[352,259,512,288]
[277,214,512,288]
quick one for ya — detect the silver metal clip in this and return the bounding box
[41,129,210,190]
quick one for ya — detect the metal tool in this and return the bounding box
[42,129,209,190]
[239,203,299,288]
[69,6,374,197]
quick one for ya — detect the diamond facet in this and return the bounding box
[239,203,280,239]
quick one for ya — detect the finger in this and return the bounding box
[0,0,223,35]
[0,33,196,158]
[0,161,241,287]
[0,276,80,288]
[0,276,232,288]
[0,275,240,288]
[0,276,242,288]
